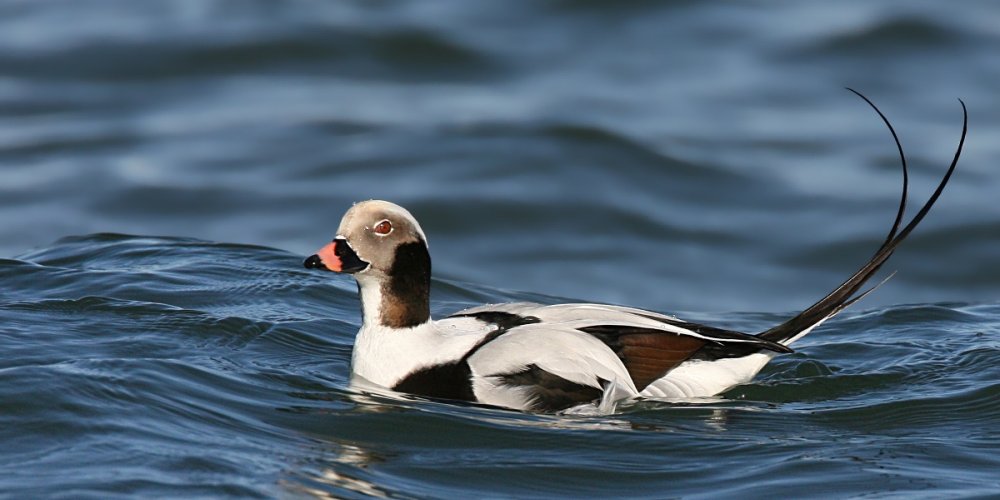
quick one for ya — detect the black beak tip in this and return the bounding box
[304,254,324,270]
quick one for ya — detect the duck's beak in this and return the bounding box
[304,238,369,273]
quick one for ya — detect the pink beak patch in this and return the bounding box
[316,241,343,272]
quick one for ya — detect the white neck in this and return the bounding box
[355,273,387,328]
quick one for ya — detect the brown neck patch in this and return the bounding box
[379,240,431,328]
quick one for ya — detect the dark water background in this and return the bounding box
[2,1,999,497]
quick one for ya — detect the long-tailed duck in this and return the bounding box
[304,94,967,413]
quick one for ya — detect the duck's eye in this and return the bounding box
[373,220,393,236]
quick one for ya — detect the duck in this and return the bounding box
[304,94,967,414]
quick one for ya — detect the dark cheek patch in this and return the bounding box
[380,240,432,328]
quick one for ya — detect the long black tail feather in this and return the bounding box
[759,92,967,344]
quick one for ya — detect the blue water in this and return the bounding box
[2,1,1000,497]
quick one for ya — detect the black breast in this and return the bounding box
[392,361,475,401]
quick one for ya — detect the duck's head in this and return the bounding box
[304,200,432,328]
[304,200,428,276]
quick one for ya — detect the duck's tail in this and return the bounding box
[758,90,967,346]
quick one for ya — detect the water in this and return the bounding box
[2,1,999,497]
